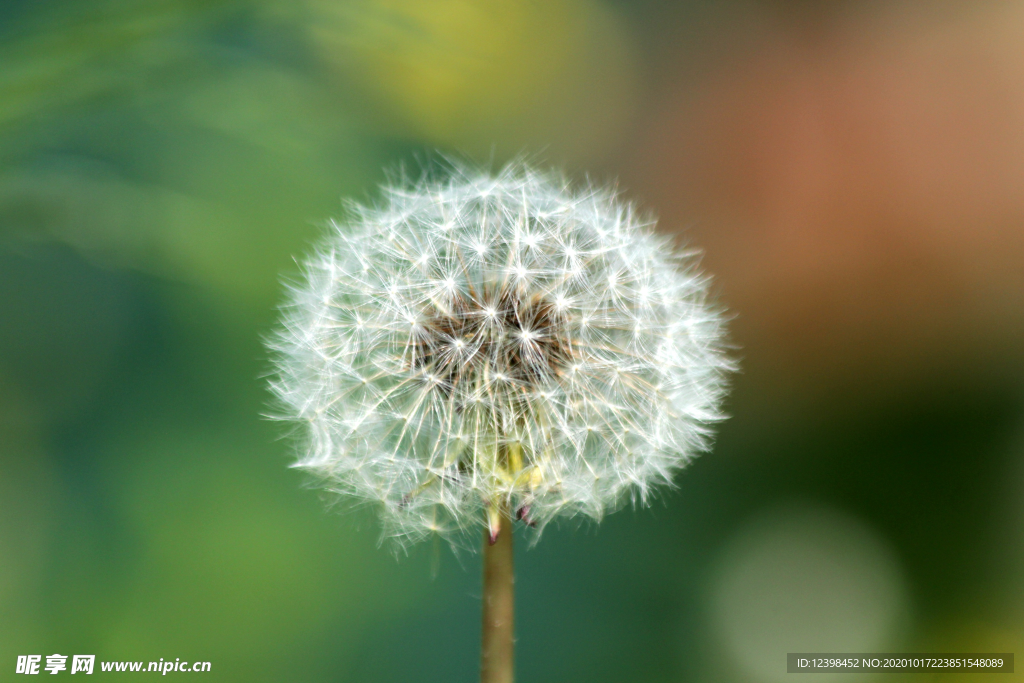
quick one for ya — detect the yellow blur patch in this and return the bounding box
[308,0,635,161]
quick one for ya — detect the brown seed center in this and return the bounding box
[412,285,572,394]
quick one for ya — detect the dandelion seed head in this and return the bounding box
[268,162,732,547]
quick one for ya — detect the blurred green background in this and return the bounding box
[3,0,1024,681]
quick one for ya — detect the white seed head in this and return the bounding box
[267,163,732,547]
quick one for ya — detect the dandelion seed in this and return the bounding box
[267,162,732,548]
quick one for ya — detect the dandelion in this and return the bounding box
[267,162,732,683]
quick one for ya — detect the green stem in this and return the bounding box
[481,510,514,683]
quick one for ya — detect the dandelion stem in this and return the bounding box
[481,508,514,683]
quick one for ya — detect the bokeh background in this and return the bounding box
[2,0,1024,681]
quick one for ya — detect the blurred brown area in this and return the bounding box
[626,1,1024,412]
